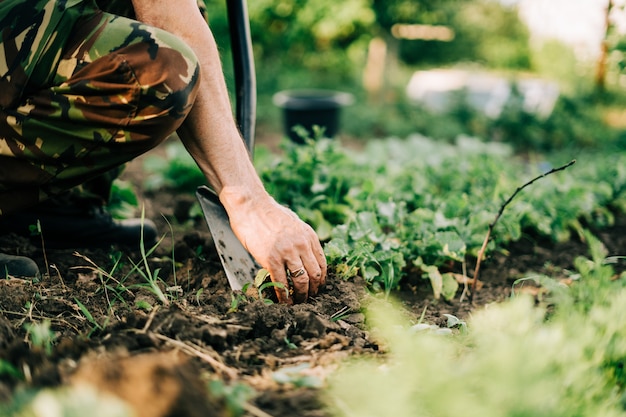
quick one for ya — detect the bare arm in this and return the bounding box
[131,0,326,303]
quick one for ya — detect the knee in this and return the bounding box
[124,30,200,123]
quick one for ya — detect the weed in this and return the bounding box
[283,336,297,350]
[74,298,107,337]
[23,320,56,356]
[109,179,139,219]
[28,220,49,280]
[134,300,153,312]
[195,288,204,305]
[73,251,133,308]
[228,284,249,313]
[207,379,255,417]
[125,207,170,305]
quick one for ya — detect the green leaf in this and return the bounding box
[441,273,460,301]
[254,269,271,288]
[423,265,443,300]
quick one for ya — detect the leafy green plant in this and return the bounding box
[261,135,626,299]
[258,136,354,240]
[108,179,140,219]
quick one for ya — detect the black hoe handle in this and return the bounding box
[226,0,256,156]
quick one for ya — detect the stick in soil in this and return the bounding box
[469,160,576,303]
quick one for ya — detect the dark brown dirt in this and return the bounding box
[1,142,624,417]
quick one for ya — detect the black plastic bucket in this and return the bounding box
[273,89,354,143]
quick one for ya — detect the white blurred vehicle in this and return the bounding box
[406,69,560,118]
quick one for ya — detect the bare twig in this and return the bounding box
[140,305,160,333]
[469,160,576,302]
[49,264,66,291]
[150,333,238,380]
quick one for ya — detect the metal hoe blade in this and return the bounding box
[196,186,259,290]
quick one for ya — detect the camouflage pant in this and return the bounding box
[0,0,202,215]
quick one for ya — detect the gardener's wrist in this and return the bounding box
[219,185,272,214]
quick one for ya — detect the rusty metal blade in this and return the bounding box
[196,186,259,290]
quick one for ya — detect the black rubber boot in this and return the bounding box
[0,253,39,279]
[0,205,158,250]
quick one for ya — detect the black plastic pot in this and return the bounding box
[273,89,354,143]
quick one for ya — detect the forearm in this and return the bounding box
[131,0,326,304]
[132,0,267,207]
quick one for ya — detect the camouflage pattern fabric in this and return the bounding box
[0,0,204,215]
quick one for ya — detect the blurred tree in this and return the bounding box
[596,0,613,92]
[377,0,531,68]
[372,0,454,29]
[601,0,626,92]
[453,0,531,69]
[244,0,375,79]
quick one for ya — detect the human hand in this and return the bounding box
[220,189,327,304]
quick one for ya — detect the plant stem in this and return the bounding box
[469,160,576,302]
[37,220,51,280]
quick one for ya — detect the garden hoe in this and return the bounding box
[195,0,259,290]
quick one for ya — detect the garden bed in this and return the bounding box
[2,137,626,416]
[2,195,624,416]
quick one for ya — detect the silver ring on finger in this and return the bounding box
[287,267,306,278]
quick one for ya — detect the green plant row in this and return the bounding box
[323,231,626,417]
[256,134,626,298]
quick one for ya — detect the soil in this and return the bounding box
[1,136,625,417]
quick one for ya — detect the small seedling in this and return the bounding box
[228,286,249,313]
[29,220,50,279]
[254,268,289,302]
[74,298,107,337]
[207,379,255,417]
[134,300,153,312]
[23,320,56,356]
[195,288,204,305]
[284,336,298,350]
[442,313,467,334]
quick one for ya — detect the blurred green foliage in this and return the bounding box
[197,0,625,153]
